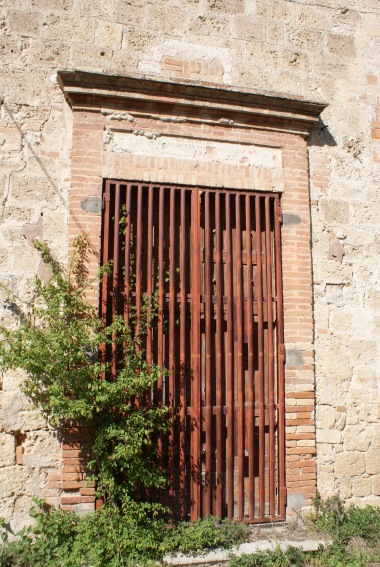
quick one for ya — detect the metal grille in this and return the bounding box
[101,180,285,522]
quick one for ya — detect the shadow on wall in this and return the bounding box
[309,118,337,147]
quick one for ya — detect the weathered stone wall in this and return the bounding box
[0,0,379,528]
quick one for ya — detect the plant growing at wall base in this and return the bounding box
[0,236,170,505]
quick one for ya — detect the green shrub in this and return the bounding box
[0,237,170,507]
[311,493,380,545]
[0,499,166,567]
[229,546,305,567]
[161,515,249,554]
[0,502,252,567]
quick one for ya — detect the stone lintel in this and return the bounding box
[57,70,327,136]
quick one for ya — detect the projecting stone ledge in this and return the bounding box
[56,70,327,137]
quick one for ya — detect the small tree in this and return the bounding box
[0,236,170,507]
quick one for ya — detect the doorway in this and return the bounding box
[101,180,286,522]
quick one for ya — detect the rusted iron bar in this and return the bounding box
[179,188,186,520]
[190,189,201,520]
[215,191,224,518]
[274,194,286,518]
[135,185,143,334]
[111,182,121,379]
[157,186,165,484]
[168,187,176,509]
[235,194,245,520]
[146,185,154,367]
[245,194,255,519]
[100,181,112,380]
[123,185,132,325]
[265,197,275,518]
[225,193,234,520]
[204,191,212,516]
[255,196,265,518]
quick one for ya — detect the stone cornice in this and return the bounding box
[57,70,327,136]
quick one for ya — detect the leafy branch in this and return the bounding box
[0,236,170,507]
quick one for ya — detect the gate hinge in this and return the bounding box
[275,205,283,224]
[281,486,287,505]
[103,192,110,209]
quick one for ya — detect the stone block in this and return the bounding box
[95,21,123,48]
[25,40,69,67]
[352,477,372,497]
[344,423,372,452]
[372,474,380,496]
[0,36,23,64]
[146,6,188,36]
[328,33,356,57]
[0,466,37,499]
[286,349,304,367]
[80,195,102,213]
[366,450,380,475]
[205,0,244,14]
[287,492,307,511]
[287,27,324,51]
[23,432,59,468]
[335,452,366,476]
[11,176,58,203]
[114,1,147,26]
[319,199,350,226]
[348,340,377,366]
[70,45,113,70]
[329,310,352,333]
[0,126,22,155]
[0,68,48,106]
[0,434,16,467]
[338,478,352,499]
[11,245,40,273]
[232,17,264,41]
[31,0,72,10]
[0,390,46,432]
[283,213,301,226]
[6,10,41,36]
[42,15,95,44]
[317,429,341,444]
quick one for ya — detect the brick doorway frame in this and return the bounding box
[57,70,326,518]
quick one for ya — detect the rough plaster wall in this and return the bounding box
[0,0,379,527]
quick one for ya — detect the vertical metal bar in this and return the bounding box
[245,194,255,519]
[146,186,154,367]
[135,185,143,334]
[255,196,265,518]
[235,194,245,520]
[215,191,223,518]
[179,188,186,520]
[100,181,111,379]
[274,194,285,518]
[225,193,234,520]
[158,187,165,392]
[157,186,165,482]
[168,187,176,510]
[265,196,275,518]
[124,185,132,325]
[190,188,201,521]
[111,182,121,380]
[204,191,212,517]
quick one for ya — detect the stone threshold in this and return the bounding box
[164,538,329,566]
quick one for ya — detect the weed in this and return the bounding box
[162,516,250,554]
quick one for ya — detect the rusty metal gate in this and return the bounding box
[101,180,286,523]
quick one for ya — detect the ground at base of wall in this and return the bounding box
[164,524,330,566]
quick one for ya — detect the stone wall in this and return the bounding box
[0,0,379,529]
